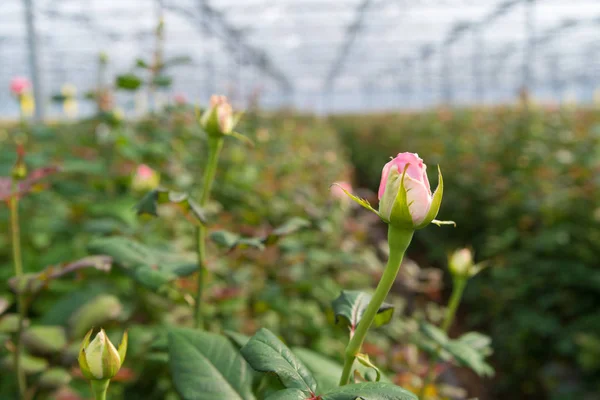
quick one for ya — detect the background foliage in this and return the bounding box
[1,104,598,399]
[331,106,600,399]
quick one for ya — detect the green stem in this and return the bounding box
[193,137,224,329]
[339,225,414,386]
[418,277,467,399]
[90,379,110,400]
[10,181,26,398]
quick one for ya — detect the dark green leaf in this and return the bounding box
[116,73,143,91]
[164,55,193,67]
[332,291,394,331]
[264,218,311,245]
[320,382,417,400]
[152,75,173,88]
[88,237,197,290]
[135,189,206,225]
[241,328,317,394]
[168,328,255,400]
[136,58,150,69]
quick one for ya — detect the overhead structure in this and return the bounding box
[1,0,600,116]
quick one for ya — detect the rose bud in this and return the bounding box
[448,248,487,279]
[78,329,127,381]
[132,164,159,191]
[378,152,443,230]
[199,95,235,137]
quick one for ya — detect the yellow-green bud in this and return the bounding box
[199,95,235,138]
[448,248,487,279]
[78,329,127,381]
[11,145,27,181]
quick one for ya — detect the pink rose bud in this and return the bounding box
[199,95,236,137]
[10,77,31,96]
[378,152,443,229]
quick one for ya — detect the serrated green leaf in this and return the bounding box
[444,340,495,377]
[241,328,317,394]
[135,189,206,225]
[23,326,67,354]
[265,388,311,400]
[168,328,255,400]
[87,237,197,290]
[332,291,394,331]
[320,382,417,400]
[420,322,449,346]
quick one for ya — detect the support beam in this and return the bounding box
[23,0,44,121]
[323,0,373,90]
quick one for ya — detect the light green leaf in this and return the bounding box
[320,382,417,400]
[265,389,311,400]
[87,237,197,290]
[39,367,72,388]
[23,326,67,354]
[332,291,394,331]
[69,295,123,338]
[241,328,317,394]
[0,296,12,316]
[168,328,255,400]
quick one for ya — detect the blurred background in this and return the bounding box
[1,1,600,400]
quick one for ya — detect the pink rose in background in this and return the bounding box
[10,77,31,96]
[132,164,159,191]
[331,181,353,201]
[174,94,187,105]
[378,152,433,226]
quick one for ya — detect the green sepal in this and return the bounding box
[331,183,381,218]
[387,164,415,230]
[230,131,254,147]
[118,330,128,364]
[101,329,119,379]
[78,329,95,380]
[415,166,446,230]
[201,107,225,138]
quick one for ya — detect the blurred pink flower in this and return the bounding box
[10,76,31,96]
[331,181,353,201]
[174,93,187,105]
[132,164,159,191]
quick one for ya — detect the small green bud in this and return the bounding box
[198,95,235,138]
[78,329,127,381]
[11,145,27,181]
[448,248,487,279]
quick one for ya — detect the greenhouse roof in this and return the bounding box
[2,0,600,115]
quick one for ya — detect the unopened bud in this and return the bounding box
[78,329,127,381]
